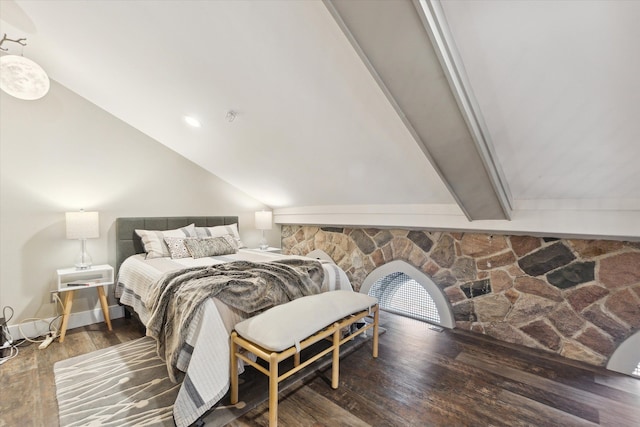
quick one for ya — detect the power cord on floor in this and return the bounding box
[16,294,63,344]
[1,301,65,364]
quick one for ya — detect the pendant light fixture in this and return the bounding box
[0,33,50,100]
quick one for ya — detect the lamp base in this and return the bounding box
[259,230,269,250]
[75,255,93,270]
[75,239,93,269]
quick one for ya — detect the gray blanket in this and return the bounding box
[146,259,325,382]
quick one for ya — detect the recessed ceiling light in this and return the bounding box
[184,116,201,128]
[226,110,237,122]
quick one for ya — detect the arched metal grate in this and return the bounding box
[368,271,441,324]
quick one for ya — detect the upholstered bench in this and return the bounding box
[230,290,379,427]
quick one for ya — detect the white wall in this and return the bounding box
[0,80,278,328]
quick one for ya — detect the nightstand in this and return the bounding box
[56,264,114,342]
[249,247,282,254]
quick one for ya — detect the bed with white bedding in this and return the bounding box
[114,216,352,427]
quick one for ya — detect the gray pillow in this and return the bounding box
[184,235,237,258]
[195,223,245,248]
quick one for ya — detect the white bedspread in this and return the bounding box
[115,249,352,427]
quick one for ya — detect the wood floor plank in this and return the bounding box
[83,323,121,349]
[492,371,601,423]
[113,318,147,342]
[36,340,68,427]
[594,372,640,397]
[306,371,421,426]
[457,350,640,425]
[497,388,599,427]
[454,331,600,382]
[410,338,602,423]
[315,350,505,426]
[458,346,640,407]
[278,383,371,427]
[58,329,96,358]
[1,341,36,374]
[0,368,40,427]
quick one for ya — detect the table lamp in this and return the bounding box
[66,210,99,269]
[255,210,273,251]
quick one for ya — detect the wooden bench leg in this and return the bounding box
[332,324,340,389]
[230,332,239,405]
[269,352,279,427]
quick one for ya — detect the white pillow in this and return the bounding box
[135,224,196,259]
[195,223,245,248]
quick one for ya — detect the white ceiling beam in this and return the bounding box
[414,0,513,215]
[325,0,512,220]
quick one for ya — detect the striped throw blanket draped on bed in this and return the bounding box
[146,259,325,382]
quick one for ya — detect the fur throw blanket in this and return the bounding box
[146,259,325,382]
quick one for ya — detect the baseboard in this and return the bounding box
[7,305,125,340]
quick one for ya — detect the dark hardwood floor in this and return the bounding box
[1,312,638,426]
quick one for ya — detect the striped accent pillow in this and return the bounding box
[195,223,245,248]
[135,224,196,259]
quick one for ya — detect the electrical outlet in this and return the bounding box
[50,291,58,303]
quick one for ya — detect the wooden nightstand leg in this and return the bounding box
[97,286,112,331]
[59,290,75,343]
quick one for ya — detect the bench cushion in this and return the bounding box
[234,290,377,352]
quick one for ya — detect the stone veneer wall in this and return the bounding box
[282,225,640,367]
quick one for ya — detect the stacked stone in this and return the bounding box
[281,225,640,367]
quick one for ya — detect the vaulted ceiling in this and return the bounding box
[1,0,638,239]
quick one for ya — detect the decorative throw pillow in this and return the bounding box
[184,235,238,258]
[195,223,245,248]
[163,237,195,259]
[135,224,196,259]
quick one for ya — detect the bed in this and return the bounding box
[114,216,352,427]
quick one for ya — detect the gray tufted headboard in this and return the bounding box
[115,216,239,275]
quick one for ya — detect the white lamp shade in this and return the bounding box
[66,211,100,239]
[255,211,273,230]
